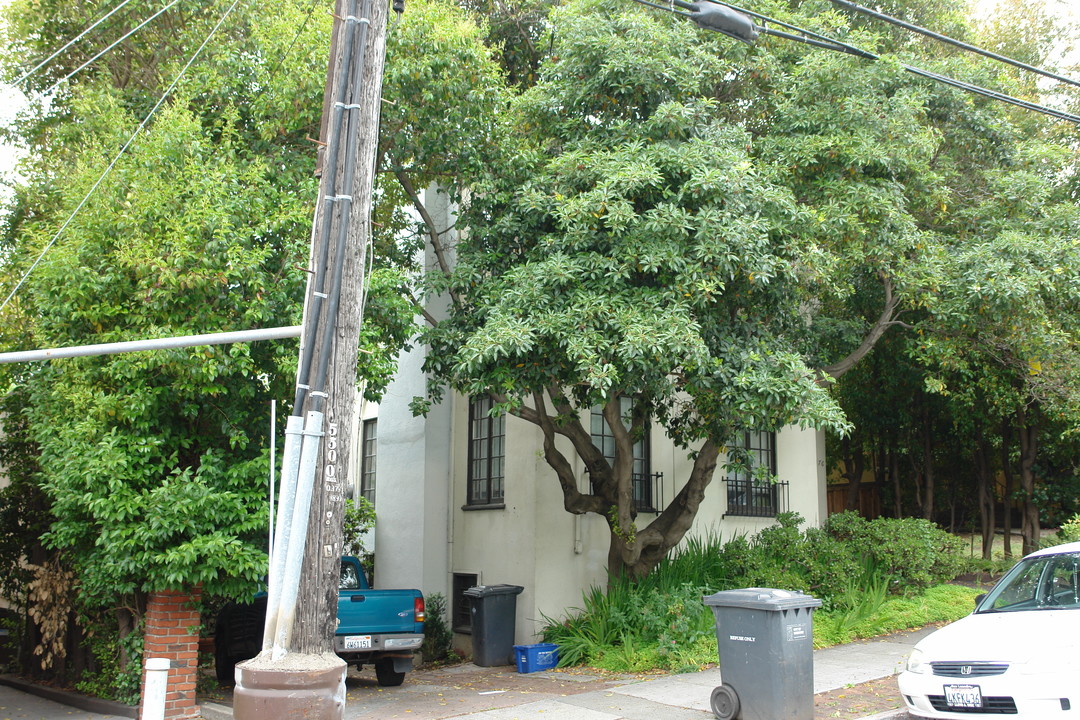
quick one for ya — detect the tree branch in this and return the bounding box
[525,390,605,515]
[393,169,461,306]
[633,440,721,567]
[819,275,908,382]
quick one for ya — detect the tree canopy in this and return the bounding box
[0,3,408,694]
[399,0,1080,576]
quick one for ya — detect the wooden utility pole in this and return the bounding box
[233,0,389,716]
[298,0,388,654]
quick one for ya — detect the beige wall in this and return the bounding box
[443,402,828,644]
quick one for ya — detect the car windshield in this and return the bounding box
[977,551,1080,612]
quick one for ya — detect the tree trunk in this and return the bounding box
[516,389,722,585]
[890,446,902,518]
[1001,421,1014,558]
[922,416,935,521]
[1016,407,1040,556]
[605,440,720,585]
[872,440,886,519]
[842,433,865,513]
[974,437,995,561]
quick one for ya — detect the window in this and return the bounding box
[452,572,478,633]
[725,430,787,517]
[340,560,361,590]
[360,419,377,503]
[468,396,504,506]
[590,397,655,512]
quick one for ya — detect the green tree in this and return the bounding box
[0,0,410,690]
[405,0,1080,580]
[411,0,852,580]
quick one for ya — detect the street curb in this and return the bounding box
[855,708,909,720]
[0,674,137,718]
[199,701,234,720]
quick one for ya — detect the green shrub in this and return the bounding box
[1056,514,1080,543]
[421,592,455,664]
[813,585,981,648]
[823,511,964,593]
[73,620,142,706]
[542,511,968,672]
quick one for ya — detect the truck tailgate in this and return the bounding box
[337,588,423,636]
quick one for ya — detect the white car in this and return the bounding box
[897,540,1080,719]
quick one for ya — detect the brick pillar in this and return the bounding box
[141,585,202,720]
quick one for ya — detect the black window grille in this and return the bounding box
[725,430,784,517]
[590,398,652,510]
[468,396,505,506]
[725,477,789,517]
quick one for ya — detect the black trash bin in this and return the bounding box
[702,587,822,720]
[464,584,524,667]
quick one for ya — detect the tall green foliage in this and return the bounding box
[415,0,850,580]
[542,513,969,670]
[0,0,409,689]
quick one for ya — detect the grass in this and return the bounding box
[812,584,982,648]
[543,516,992,675]
[549,583,982,673]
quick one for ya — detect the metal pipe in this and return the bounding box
[0,326,301,364]
[262,413,304,651]
[271,409,325,659]
[309,0,373,414]
[269,399,277,561]
[292,0,362,413]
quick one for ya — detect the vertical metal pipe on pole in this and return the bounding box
[262,414,304,651]
[269,399,276,559]
[272,409,324,659]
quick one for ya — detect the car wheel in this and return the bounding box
[374,657,405,687]
[710,683,740,720]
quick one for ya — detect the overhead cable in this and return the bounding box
[825,0,1080,90]
[716,0,1080,123]
[0,0,244,314]
[13,0,136,86]
[43,0,185,97]
[628,0,1080,125]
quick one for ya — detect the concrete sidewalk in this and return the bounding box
[2,627,930,720]
[362,627,927,720]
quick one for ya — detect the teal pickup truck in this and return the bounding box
[214,556,425,687]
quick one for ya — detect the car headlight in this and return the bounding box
[907,648,929,674]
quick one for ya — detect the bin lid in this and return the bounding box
[702,587,822,611]
[463,584,524,598]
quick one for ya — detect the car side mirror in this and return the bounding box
[974,593,986,608]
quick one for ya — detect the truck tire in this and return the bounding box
[375,657,405,687]
[214,625,235,686]
[214,598,266,686]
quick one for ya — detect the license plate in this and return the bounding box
[343,635,372,650]
[944,684,982,708]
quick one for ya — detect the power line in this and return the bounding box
[43,0,186,96]
[825,0,1080,91]
[635,0,1080,125]
[725,0,1080,124]
[13,0,136,86]
[0,0,244,314]
[250,0,324,107]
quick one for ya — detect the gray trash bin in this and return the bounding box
[702,587,822,720]
[464,584,524,667]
